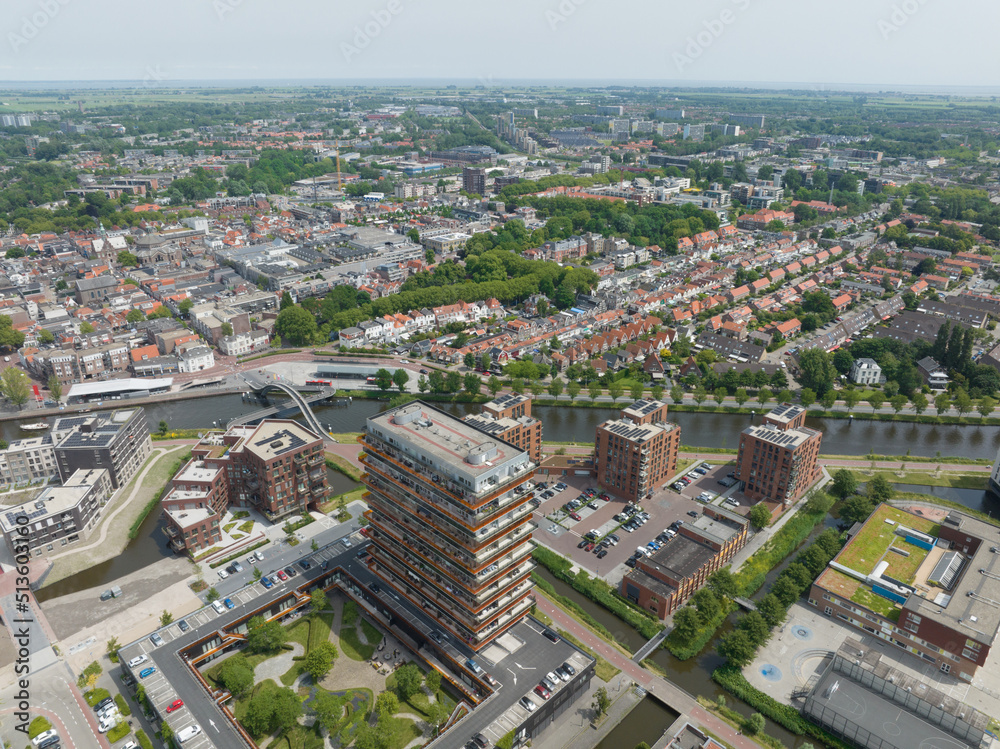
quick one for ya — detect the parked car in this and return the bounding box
[569,512,581,521]
[128,654,148,669]
[596,549,608,559]
[534,684,551,700]
[688,511,699,518]
[166,699,184,713]
[139,667,156,678]
[519,696,537,712]
[577,539,589,549]
[276,570,288,581]
[261,576,273,589]
[150,633,164,647]
[232,561,244,573]
[217,568,229,579]
[542,629,559,643]
[284,566,297,578]
[224,598,235,609]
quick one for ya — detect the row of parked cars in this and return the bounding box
[533,660,577,701]
[672,463,713,491]
[577,529,619,559]
[624,519,688,568]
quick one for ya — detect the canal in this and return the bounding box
[594,696,680,749]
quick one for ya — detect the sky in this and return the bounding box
[1,0,998,91]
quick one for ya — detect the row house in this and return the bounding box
[830,293,852,311]
[771,318,802,338]
[749,278,770,294]
[727,285,750,303]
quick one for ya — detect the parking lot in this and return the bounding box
[669,461,751,515]
[530,465,734,586]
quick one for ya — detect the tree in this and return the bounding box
[707,569,739,600]
[693,385,708,406]
[464,352,475,369]
[631,381,646,401]
[375,691,399,720]
[206,586,220,602]
[310,588,329,615]
[935,391,952,416]
[608,381,624,402]
[217,654,254,696]
[797,349,837,395]
[592,686,611,718]
[312,690,347,734]
[374,368,393,392]
[246,615,286,653]
[830,469,858,499]
[530,381,545,397]
[47,374,62,402]
[567,380,581,401]
[691,588,721,621]
[843,389,863,413]
[867,474,895,503]
[280,291,294,310]
[464,373,482,394]
[392,368,409,393]
[480,353,492,371]
[177,298,194,317]
[38,328,55,345]
[425,669,442,694]
[160,610,173,626]
[79,321,95,334]
[889,394,908,415]
[393,663,422,701]
[911,392,929,415]
[737,611,772,647]
[117,250,138,267]
[671,385,685,404]
[840,494,876,525]
[270,686,303,734]
[417,375,428,393]
[671,606,702,642]
[978,396,997,422]
[125,308,145,324]
[589,380,602,401]
[756,593,786,628]
[713,387,727,406]
[275,306,317,346]
[832,349,855,375]
[748,503,771,529]
[548,377,564,398]
[867,391,885,413]
[253,567,262,581]
[820,389,837,410]
[511,377,525,395]
[106,636,120,660]
[756,387,772,409]
[0,368,30,408]
[954,389,973,418]
[304,641,338,682]
[221,322,233,337]
[799,387,816,409]
[487,375,502,395]
[718,629,757,667]
[745,713,766,735]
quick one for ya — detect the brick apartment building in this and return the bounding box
[595,400,681,502]
[463,393,543,463]
[162,419,328,554]
[621,506,749,618]
[361,402,537,651]
[735,404,822,507]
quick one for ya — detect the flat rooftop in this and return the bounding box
[164,506,214,528]
[0,469,108,533]
[805,666,971,749]
[643,534,717,581]
[836,504,940,579]
[368,402,529,480]
[764,402,805,425]
[621,399,667,421]
[740,422,815,448]
[689,513,746,546]
[599,418,677,444]
[240,420,321,460]
[175,460,221,484]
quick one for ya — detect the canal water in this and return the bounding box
[594,695,680,749]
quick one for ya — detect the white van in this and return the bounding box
[177,725,202,743]
[31,730,57,747]
[212,600,225,614]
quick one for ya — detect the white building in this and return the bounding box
[218,330,270,357]
[177,345,215,373]
[848,357,882,385]
[0,436,57,488]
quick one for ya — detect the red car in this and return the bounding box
[359,527,369,537]
[277,570,288,581]
[584,543,595,552]
[569,512,581,521]
[534,684,551,700]
[166,699,184,713]
[599,494,610,501]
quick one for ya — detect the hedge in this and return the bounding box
[28,717,52,739]
[106,722,131,743]
[84,687,110,706]
[713,665,853,749]
[136,730,153,749]
[532,548,663,642]
[115,694,132,717]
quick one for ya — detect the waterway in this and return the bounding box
[594,695,679,749]
[7,395,1000,460]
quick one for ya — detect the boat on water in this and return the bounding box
[19,422,49,431]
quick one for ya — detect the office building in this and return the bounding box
[462,166,487,195]
[595,400,681,503]
[735,404,821,506]
[52,408,151,490]
[621,506,749,617]
[361,402,537,650]
[0,468,113,558]
[464,393,543,463]
[162,419,328,554]
[810,504,1000,682]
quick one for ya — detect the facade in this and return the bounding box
[595,400,681,503]
[462,166,486,196]
[177,345,216,373]
[0,436,57,488]
[849,357,882,385]
[621,506,749,617]
[809,504,1000,681]
[735,404,821,506]
[0,468,112,558]
[463,393,543,463]
[162,419,328,554]
[361,401,537,650]
[52,408,151,489]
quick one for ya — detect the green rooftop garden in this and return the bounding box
[836,504,940,576]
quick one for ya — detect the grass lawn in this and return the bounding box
[882,543,930,584]
[223,522,236,533]
[816,568,860,600]
[280,612,335,685]
[328,432,362,444]
[237,520,254,533]
[339,601,377,661]
[849,469,987,490]
[837,504,939,574]
[851,587,901,621]
[325,453,363,481]
[380,715,422,749]
[320,487,366,514]
[407,686,458,720]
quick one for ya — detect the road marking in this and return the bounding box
[506,667,517,685]
[209,719,219,732]
[513,662,535,671]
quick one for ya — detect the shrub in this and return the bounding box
[84,687,111,707]
[136,730,153,749]
[28,718,52,739]
[114,694,132,717]
[106,722,130,743]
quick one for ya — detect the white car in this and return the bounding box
[217,568,229,579]
[247,555,257,565]
[128,654,148,669]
